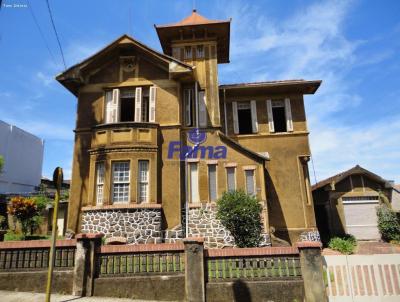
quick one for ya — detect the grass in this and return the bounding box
[328,234,357,254]
[4,230,50,241]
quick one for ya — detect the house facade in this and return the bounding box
[57,10,321,247]
[312,165,394,243]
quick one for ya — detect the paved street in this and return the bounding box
[0,291,176,302]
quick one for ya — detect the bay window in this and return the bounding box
[95,162,105,205]
[138,160,149,203]
[112,161,130,203]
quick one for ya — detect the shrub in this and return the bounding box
[0,215,6,230]
[376,205,400,242]
[216,190,262,248]
[0,155,3,173]
[8,196,38,237]
[328,235,357,254]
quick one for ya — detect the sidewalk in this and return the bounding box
[0,291,175,302]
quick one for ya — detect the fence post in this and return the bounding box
[72,233,103,297]
[184,237,205,302]
[297,241,328,302]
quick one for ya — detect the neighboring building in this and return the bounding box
[391,185,400,211]
[57,10,321,247]
[4,178,70,237]
[0,120,44,193]
[40,177,70,236]
[312,165,393,243]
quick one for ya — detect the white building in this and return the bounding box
[0,120,44,193]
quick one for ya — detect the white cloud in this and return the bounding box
[217,0,400,182]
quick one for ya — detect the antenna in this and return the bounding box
[192,0,196,11]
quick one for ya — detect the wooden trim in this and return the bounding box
[205,246,299,257]
[100,243,184,254]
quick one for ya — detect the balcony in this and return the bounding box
[91,122,158,148]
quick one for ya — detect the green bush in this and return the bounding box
[376,205,400,242]
[216,190,262,247]
[328,235,357,254]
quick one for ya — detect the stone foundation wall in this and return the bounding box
[81,208,162,244]
[168,204,270,249]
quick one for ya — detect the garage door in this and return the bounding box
[342,196,380,240]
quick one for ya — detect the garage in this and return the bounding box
[342,196,380,240]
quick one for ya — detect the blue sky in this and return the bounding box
[0,0,399,183]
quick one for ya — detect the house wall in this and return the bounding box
[222,93,316,243]
[67,46,268,240]
[0,121,44,193]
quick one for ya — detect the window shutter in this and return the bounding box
[232,101,239,134]
[106,89,119,123]
[285,98,293,132]
[185,89,191,126]
[149,86,156,122]
[198,91,207,127]
[250,100,258,133]
[266,99,275,133]
[227,167,236,191]
[135,87,142,122]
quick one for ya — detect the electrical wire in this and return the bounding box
[311,154,318,184]
[45,0,66,69]
[26,0,57,65]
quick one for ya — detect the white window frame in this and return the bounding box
[198,90,207,127]
[184,46,193,60]
[149,86,156,122]
[189,162,199,203]
[244,168,256,196]
[196,45,204,59]
[138,160,149,203]
[226,167,236,191]
[95,162,105,205]
[111,161,130,204]
[208,164,218,202]
[266,98,293,133]
[172,47,181,60]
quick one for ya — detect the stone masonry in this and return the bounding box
[164,204,270,249]
[81,208,162,244]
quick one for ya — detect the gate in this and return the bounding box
[323,254,400,302]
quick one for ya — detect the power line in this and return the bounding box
[45,0,66,69]
[311,154,318,184]
[26,0,57,65]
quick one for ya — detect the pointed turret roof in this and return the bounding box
[156,9,228,28]
[155,10,231,63]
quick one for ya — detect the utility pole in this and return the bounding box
[45,167,63,302]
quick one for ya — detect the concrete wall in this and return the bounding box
[206,280,304,302]
[0,120,44,193]
[0,269,73,294]
[94,275,185,301]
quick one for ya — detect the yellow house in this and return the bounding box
[57,10,321,247]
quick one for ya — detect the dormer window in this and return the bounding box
[184,46,192,60]
[196,45,204,59]
[104,86,156,124]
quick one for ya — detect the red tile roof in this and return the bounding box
[156,9,228,28]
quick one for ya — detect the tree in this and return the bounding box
[216,190,263,247]
[0,155,4,174]
[8,197,38,237]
